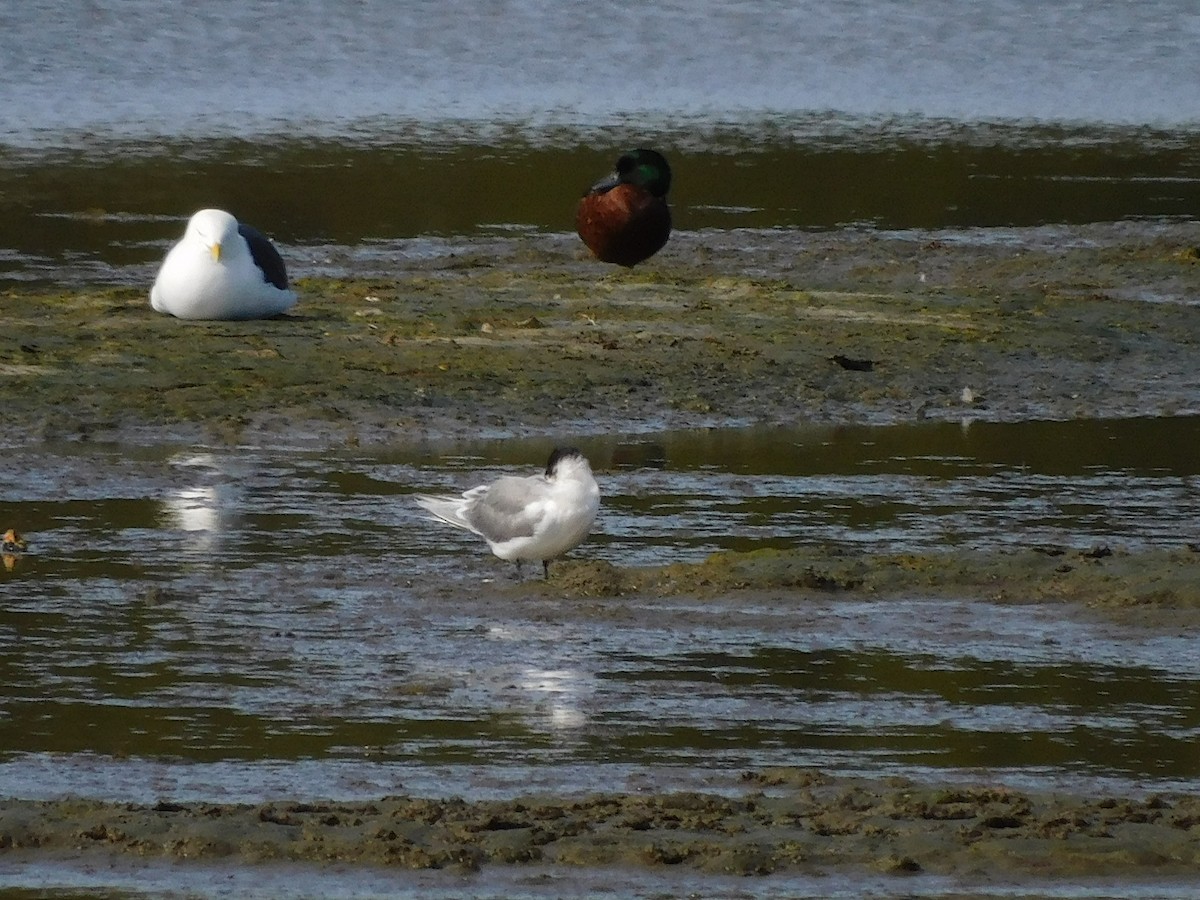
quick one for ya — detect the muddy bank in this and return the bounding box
[545,545,1200,624]
[1,771,1197,879]
[2,222,1198,448]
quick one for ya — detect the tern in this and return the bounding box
[415,447,600,578]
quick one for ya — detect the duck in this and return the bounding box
[150,208,298,320]
[575,148,672,267]
[1,528,27,553]
[414,447,601,579]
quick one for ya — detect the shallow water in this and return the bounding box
[5,0,1200,139]
[4,131,1200,288]
[2,858,1199,900]
[3,2,1200,286]
[2,416,1198,812]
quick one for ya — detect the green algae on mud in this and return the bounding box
[1,774,1197,879]
[2,224,1198,447]
[544,546,1200,618]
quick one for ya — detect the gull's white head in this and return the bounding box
[186,208,240,262]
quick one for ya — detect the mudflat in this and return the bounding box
[2,773,1198,879]
[2,222,1198,886]
[4,222,1197,447]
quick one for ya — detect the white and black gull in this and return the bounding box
[150,208,297,320]
[414,447,601,579]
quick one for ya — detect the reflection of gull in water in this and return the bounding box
[161,485,224,553]
[164,486,221,532]
[160,453,234,552]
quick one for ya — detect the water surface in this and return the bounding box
[2,416,1198,808]
[1,857,1197,900]
[5,131,1200,288]
[3,2,1200,285]
[5,0,1200,139]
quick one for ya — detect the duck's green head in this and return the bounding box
[589,148,672,198]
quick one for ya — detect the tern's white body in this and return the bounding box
[151,208,297,320]
[415,448,600,575]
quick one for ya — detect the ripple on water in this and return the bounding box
[1,417,1198,805]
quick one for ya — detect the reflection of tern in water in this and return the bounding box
[487,624,593,730]
[519,667,592,730]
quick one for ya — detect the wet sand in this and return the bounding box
[3,223,1200,888]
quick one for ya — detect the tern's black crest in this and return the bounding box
[545,446,585,477]
[238,222,289,290]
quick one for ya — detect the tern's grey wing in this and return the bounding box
[414,492,475,532]
[466,475,549,543]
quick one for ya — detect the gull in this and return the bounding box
[415,447,600,578]
[150,208,297,320]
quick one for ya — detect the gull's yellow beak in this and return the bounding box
[210,241,222,262]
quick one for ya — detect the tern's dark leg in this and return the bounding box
[514,560,523,579]
[542,560,550,580]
